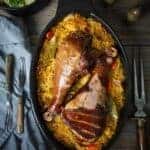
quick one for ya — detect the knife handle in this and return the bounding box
[16,95,24,134]
[5,55,14,91]
[137,118,146,150]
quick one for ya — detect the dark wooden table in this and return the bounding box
[0,0,150,149]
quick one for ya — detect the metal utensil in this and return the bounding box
[133,51,147,150]
[16,57,26,134]
[5,54,14,131]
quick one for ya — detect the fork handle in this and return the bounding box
[137,118,146,150]
[16,96,24,133]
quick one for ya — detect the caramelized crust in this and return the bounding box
[62,108,106,142]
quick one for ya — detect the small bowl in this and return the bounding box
[0,0,49,16]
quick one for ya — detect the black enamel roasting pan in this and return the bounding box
[30,0,132,149]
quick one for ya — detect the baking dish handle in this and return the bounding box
[56,0,95,16]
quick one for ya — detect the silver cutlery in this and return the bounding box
[16,57,26,134]
[133,51,147,150]
[5,54,14,131]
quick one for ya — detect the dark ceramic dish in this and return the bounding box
[0,0,49,16]
[30,0,132,149]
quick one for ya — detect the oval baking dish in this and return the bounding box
[30,0,131,149]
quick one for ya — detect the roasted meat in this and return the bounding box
[62,73,107,143]
[43,32,92,121]
[37,14,125,150]
[92,48,117,87]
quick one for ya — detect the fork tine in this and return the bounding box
[6,109,11,131]
[5,110,9,130]
[22,57,26,76]
[133,58,139,100]
[5,105,11,131]
[19,57,26,84]
[140,58,146,102]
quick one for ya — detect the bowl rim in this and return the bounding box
[0,0,37,10]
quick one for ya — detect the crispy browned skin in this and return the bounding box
[62,108,106,143]
[62,74,107,143]
[43,32,92,121]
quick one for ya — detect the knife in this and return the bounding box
[133,56,147,150]
[16,57,26,134]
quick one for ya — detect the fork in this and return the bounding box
[5,94,12,132]
[16,57,26,134]
[5,55,14,132]
[133,50,147,150]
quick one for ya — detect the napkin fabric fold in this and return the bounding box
[0,16,50,150]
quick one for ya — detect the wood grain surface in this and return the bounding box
[0,0,150,149]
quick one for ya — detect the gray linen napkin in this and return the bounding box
[0,16,50,150]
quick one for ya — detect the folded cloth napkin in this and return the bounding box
[0,16,52,150]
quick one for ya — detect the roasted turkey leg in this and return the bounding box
[43,32,92,121]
